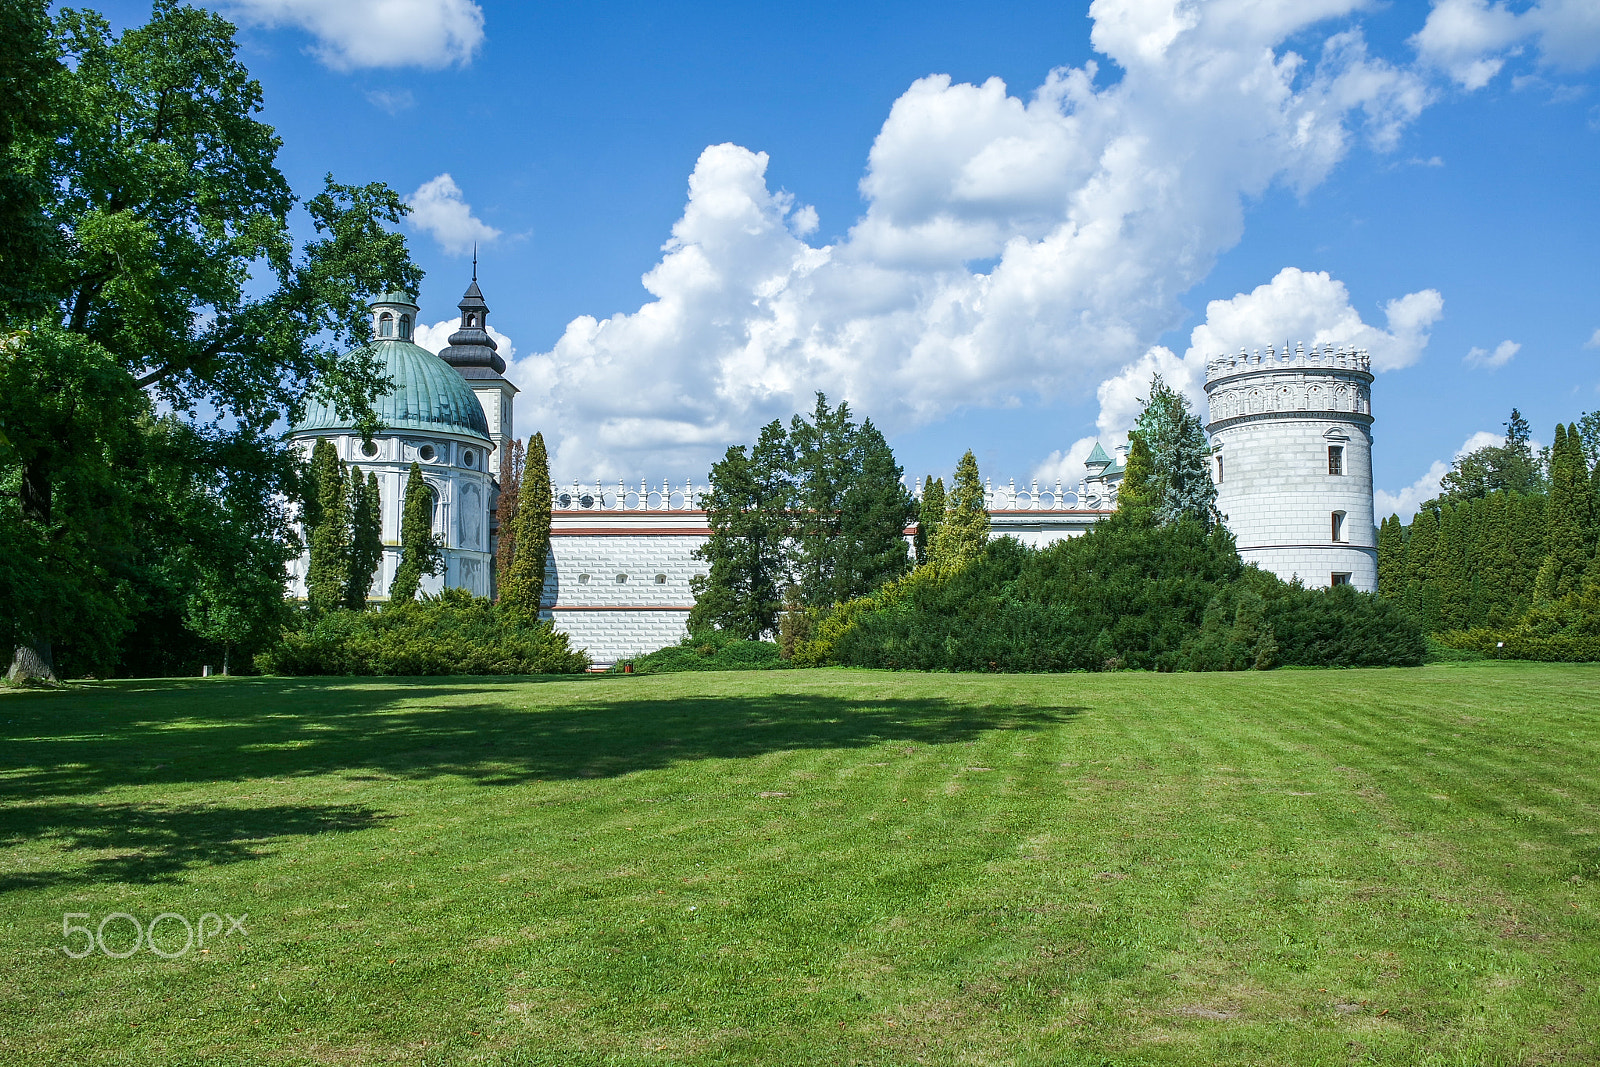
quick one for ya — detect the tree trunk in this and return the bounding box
[8,641,56,684]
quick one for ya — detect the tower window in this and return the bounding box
[361,440,379,458]
[462,449,475,467]
[1328,445,1344,475]
[378,311,394,337]
[1215,456,1224,484]
[578,573,590,584]
[466,313,477,327]
[615,573,628,584]
[655,574,667,585]
[399,314,411,340]
[419,444,436,462]
[1331,510,1347,543]
[1331,572,1352,586]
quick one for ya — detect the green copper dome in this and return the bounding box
[293,339,491,441]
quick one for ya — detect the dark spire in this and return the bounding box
[438,269,505,374]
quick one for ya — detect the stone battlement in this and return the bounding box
[1205,341,1371,383]
[548,475,1117,513]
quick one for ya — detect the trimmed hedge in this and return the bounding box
[257,589,590,675]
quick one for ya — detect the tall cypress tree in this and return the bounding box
[501,431,552,619]
[389,461,441,605]
[306,439,350,614]
[344,467,382,609]
[929,450,988,569]
[494,437,526,597]
[1534,424,1590,601]
[1432,501,1470,630]
[1403,507,1440,630]
[917,476,946,566]
[1377,514,1405,599]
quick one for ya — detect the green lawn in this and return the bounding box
[2,664,1598,1065]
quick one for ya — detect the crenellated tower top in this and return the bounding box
[1205,341,1370,384]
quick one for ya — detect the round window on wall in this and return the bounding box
[419,444,436,462]
[462,450,475,467]
[361,440,379,458]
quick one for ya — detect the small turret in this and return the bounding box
[370,292,418,341]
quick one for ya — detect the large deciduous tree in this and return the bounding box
[0,1,422,679]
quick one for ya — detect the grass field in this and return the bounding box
[2,664,1598,1065]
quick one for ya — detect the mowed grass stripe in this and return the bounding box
[1,665,1598,1065]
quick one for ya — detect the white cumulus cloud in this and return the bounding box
[407,174,501,256]
[1084,267,1443,450]
[1412,0,1600,89]
[1465,339,1521,368]
[223,0,484,70]
[413,317,516,362]
[510,0,1436,479]
[1031,436,1107,494]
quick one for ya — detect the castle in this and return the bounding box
[287,279,1378,665]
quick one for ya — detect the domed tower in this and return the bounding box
[437,264,518,480]
[1203,342,1377,592]
[287,291,498,600]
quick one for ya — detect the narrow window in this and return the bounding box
[578,573,590,584]
[615,573,627,584]
[1215,456,1224,484]
[1331,510,1346,542]
[399,314,411,340]
[1328,445,1344,475]
[466,313,476,327]
[1331,572,1352,586]
[378,311,394,337]
[654,574,667,585]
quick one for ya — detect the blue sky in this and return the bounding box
[100,1,1600,515]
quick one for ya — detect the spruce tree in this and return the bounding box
[389,462,441,605]
[344,467,382,609]
[790,394,855,607]
[306,439,350,614]
[917,476,946,566]
[929,450,988,569]
[1376,514,1405,599]
[835,421,914,599]
[1118,375,1218,528]
[494,437,526,596]
[500,432,552,619]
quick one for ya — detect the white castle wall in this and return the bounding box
[1204,342,1377,592]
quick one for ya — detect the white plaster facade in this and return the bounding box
[1204,342,1377,592]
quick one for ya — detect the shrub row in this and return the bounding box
[617,630,789,674]
[257,589,590,675]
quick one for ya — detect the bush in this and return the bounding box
[257,589,590,675]
[1437,574,1600,662]
[812,513,1425,672]
[617,629,788,674]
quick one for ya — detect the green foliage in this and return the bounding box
[1437,408,1544,502]
[500,432,551,618]
[914,475,944,565]
[928,450,987,569]
[690,422,791,638]
[1377,514,1404,598]
[305,439,349,614]
[1127,374,1219,528]
[1441,539,1600,662]
[494,436,525,593]
[257,589,589,676]
[810,513,1423,672]
[1533,423,1594,602]
[0,1,421,676]
[388,462,440,605]
[345,467,382,609]
[616,629,789,674]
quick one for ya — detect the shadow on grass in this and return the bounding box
[0,677,1080,798]
[0,802,387,889]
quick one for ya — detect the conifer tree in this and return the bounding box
[305,439,350,614]
[690,423,792,638]
[1117,432,1155,525]
[915,475,945,565]
[835,421,914,599]
[494,437,526,596]
[1432,501,1470,630]
[1119,375,1218,528]
[500,432,552,619]
[929,450,988,569]
[344,468,382,609]
[1377,514,1405,598]
[1534,424,1591,601]
[1402,507,1440,631]
[389,462,440,605]
[790,394,854,606]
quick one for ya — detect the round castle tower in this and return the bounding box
[1203,341,1376,592]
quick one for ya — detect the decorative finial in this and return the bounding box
[472,244,478,282]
